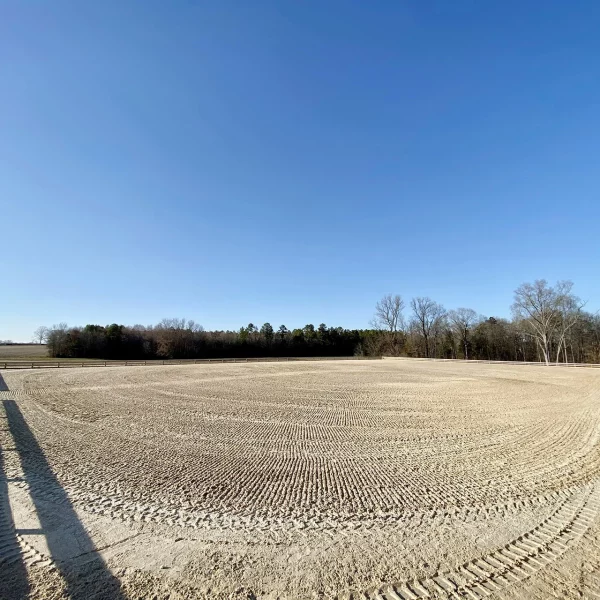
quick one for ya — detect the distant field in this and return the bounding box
[0,344,48,359]
[0,345,99,361]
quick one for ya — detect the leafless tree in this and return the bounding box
[153,318,204,357]
[33,325,49,344]
[159,317,187,330]
[186,320,204,333]
[511,280,564,365]
[447,308,479,360]
[554,281,584,363]
[372,294,405,355]
[372,294,404,333]
[410,297,446,358]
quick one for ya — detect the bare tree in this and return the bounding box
[186,319,203,333]
[372,294,405,355]
[33,325,49,344]
[410,297,446,358]
[511,280,563,365]
[554,281,584,363]
[159,317,187,330]
[430,312,449,358]
[372,294,404,333]
[447,308,479,360]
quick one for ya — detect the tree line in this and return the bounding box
[367,280,599,364]
[41,319,371,360]
[37,280,600,364]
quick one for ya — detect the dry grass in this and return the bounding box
[2,359,600,599]
[0,344,48,359]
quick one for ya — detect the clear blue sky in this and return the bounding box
[2,1,599,341]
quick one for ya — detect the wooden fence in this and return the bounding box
[0,356,382,370]
[383,356,600,368]
[3,355,599,371]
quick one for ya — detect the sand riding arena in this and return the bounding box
[1,358,600,599]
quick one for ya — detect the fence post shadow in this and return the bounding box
[0,400,29,599]
[2,394,126,600]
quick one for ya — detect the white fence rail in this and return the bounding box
[383,356,600,368]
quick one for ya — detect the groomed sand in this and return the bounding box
[1,359,600,599]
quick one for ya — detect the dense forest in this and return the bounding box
[38,280,600,364]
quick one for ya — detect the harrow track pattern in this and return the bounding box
[344,483,600,599]
[0,462,585,533]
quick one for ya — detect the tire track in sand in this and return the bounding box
[342,483,600,599]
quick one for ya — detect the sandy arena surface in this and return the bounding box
[1,359,600,599]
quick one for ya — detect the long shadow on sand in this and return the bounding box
[1,371,126,599]
[0,388,29,599]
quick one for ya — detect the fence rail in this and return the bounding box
[383,356,600,368]
[3,355,598,371]
[0,356,381,370]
